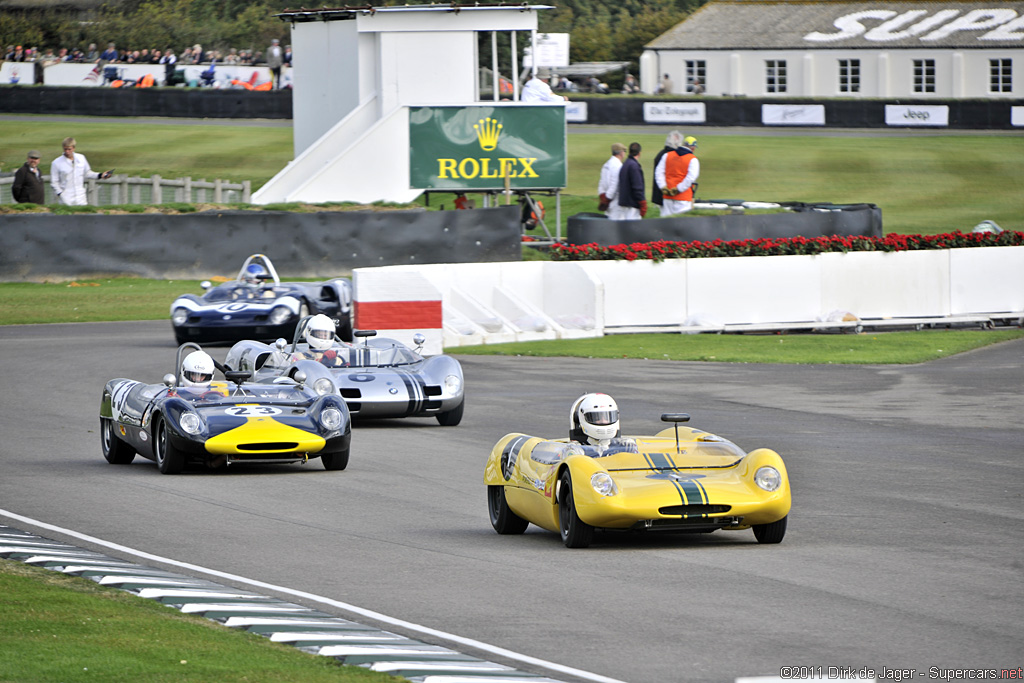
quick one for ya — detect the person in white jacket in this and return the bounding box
[50,137,111,206]
[597,142,626,217]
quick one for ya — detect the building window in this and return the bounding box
[766,60,787,93]
[686,60,706,94]
[839,59,860,93]
[913,59,935,93]
[990,59,1012,93]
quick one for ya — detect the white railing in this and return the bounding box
[0,173,252,206]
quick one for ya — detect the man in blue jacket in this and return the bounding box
[613,142,646,220]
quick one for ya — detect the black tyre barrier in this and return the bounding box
[566,202,882,247]
[0,205,521,281]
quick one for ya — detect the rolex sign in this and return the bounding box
[409,105,567,191]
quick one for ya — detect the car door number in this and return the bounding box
[226,405,282,416]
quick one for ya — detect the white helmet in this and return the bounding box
[181,351,214,387]
[570,393,620,445]
[305,314,335,351]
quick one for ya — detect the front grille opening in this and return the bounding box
[339,389,362,399]
[659,504,732,516]
[238,442,299,451]
[424,385,442,396]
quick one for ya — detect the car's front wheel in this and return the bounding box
[558,471,594,548]
[154,418,185,475]
[487,485,528,534]
[321,448,350,471]
[100,417,135,465]
[753,515,787,544]
[436,399,464,426]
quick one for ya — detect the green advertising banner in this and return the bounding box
[409,105,567,191]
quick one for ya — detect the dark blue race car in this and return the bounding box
[170,254,352,345]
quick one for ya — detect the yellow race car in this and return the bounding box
[484,408,790,548]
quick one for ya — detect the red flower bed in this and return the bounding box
[549,231,1024,262]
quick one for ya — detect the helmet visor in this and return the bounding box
[184,370,212,384]
[310,329,332,341]
[583,409,618,426]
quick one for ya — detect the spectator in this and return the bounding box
[225,48,239,64]
[179,46,194,64]
[12,150,45,204]
[597,142,626,217]
[50,137,112,206]
[10,45,26,62]
[99,42,118,64]
[521,71,567,103]
[160,48,177,85]
[4,45,14,61]
[85,43,98,61]
[266,38,283,89]
[192,44,204,63]
[658,73,673,94]
[621,74,640,94]
[655,133,700,216]
[39,48,59,68]
[613,142,646,220]
[651,131,677,216]
[692,78,705,95]
[283,45,292,67]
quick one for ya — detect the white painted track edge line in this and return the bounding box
[1,509,628,683]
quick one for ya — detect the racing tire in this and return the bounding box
[321,448,350,471]
[558,471,594,549]
[100,418,136,465]
[436,399,464,426]
[752,515,787,544]
[487,485,528,535]
[154,418,185,475]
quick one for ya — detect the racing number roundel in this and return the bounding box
[225,405,282,417]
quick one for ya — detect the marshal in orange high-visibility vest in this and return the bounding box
[662,146,697,202]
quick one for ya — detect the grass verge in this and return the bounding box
[0,559,395,683]
[3,118,1022,236]
[449,329,1024,365]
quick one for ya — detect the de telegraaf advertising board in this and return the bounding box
[643,102,707,124]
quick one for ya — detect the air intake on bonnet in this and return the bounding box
[237,442,299,451]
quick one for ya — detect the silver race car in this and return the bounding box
[225,318,465,426]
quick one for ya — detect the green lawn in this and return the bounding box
[0,560,396,683]
[450,329,1024,365]
[2,116,1021,235]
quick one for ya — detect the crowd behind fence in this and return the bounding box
[0,173,252,206]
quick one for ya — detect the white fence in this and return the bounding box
[0,173,251,205]
[353,247,1024,354]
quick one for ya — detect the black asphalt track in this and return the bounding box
[1,321,1021,683]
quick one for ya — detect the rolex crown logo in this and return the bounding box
[474,117,502,152]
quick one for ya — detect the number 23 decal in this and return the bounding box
[226,405,282,417]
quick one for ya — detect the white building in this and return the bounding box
[641,1,1024,99]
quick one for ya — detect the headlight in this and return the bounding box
[320,406,343,431]
[444,374,462,393]
[269,306,292,325]
[172,307,189,325]
[313,377,334,396]
[179,412,203,435]
[590,471,617,497]
[755,466,782,492]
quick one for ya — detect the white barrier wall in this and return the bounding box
[354,247,1024,349]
